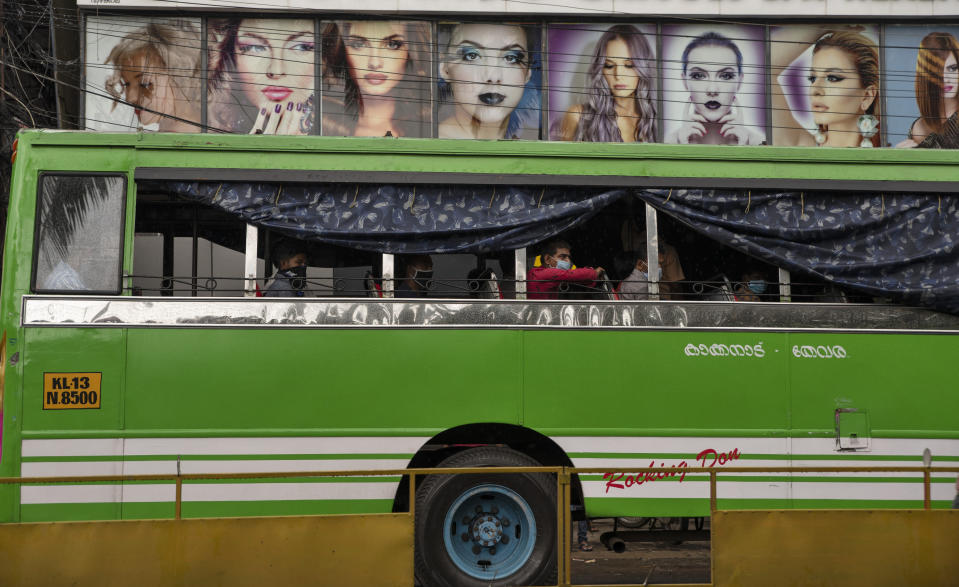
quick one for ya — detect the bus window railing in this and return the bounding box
[122,274,894,305]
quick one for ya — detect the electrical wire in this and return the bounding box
[4,8,959,141]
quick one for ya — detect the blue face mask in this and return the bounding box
[555,259,572,271]
[748,280,767,294]
[638,268,662,281]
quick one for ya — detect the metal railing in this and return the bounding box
[3,464,958,587]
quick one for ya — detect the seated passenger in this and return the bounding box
[734,270,767,302]
[614,250,662,301]
[264,240,307,297]
[527,240,603,300]
[396,254,433,298]
[620,220,685,299]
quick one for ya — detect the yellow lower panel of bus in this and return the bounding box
[713,509,959,586]
[0,512,412,586]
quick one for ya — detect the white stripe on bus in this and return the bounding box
[557,436,959,457]
[556,437,787,454]
[21,482,397,505]
[575,458,956,479]
[582,480,956,501]
[22,459,410,478]
[789,437,959,456]
[22,437,429,458]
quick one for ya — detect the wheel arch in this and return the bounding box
[392,423,586,518]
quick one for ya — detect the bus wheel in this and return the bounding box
[414,447,557,587]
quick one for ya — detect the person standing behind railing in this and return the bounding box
[527,240,603,300]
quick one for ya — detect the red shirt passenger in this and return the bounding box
[527,240,604,300]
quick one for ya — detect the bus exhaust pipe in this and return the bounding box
[601,534,627,553]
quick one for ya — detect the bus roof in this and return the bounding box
[14,130,959,193]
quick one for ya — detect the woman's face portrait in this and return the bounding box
[684,45,741,123]
[808,47,875,127]
[234,18,314,110]
[602,38,639,98]
[117,53,174,127]
[944,52,959,99]
[442,24,531,126]
[343,21,409,98]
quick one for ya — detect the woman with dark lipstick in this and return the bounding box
[557,24,657,143]
[897,32,959,149]
[209,18,314,135]
[105,22,202,132]
[666,32,764,145]
[321,20,430,137]
[439,23,539,139]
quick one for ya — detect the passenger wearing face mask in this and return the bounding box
[734,270,768,302]
[527,240,603,300]
[264,240,308,297]
[614,250,664,301]
[396,254,434,298]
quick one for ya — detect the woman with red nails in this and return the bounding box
[209,18,315,135]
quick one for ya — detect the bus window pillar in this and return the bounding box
[162,230,174,296]
[383,254,394,298]
[645,202,660,300]
[244,224,258,297]
[515,248,526,300]
[779,268,792,303]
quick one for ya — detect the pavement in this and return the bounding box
[570,518,711,585]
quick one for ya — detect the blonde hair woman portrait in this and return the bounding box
[772,26,880,147]
[102,21,202,132]
[322,20,431,137]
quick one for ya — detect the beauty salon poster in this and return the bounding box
[207,18,315,135]
[320,20,432,138]
[661,23,765,146]
[547,23,657,142]
[885,24,959,149]
[770,25,880,147]
[85,16,202,133]
[437,22,541,140]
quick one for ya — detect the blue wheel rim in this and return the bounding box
[441,483,538,580]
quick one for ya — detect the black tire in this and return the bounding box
[414,447,557,587]
[615,516,653,529]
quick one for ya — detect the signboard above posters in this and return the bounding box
[76,0,953,18]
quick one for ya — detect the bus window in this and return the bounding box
[32,174,125,294]
[133,192,254,296]
[392,254,508,299]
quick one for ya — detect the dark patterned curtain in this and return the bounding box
[636,189,959,314]
[155,181,624,254]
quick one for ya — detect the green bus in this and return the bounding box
[3,130,959,586]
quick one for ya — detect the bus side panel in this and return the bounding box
[523,330,790,517]
[118,327,523,518]
[18,327,125,522]
[124,328,523,431]
[788,332,959,508]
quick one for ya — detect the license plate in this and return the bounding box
[43,373,102,409]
